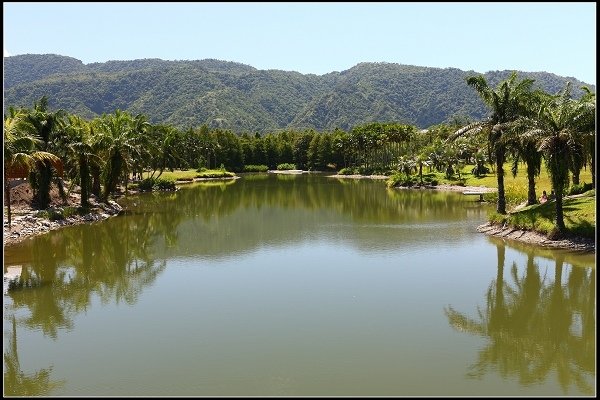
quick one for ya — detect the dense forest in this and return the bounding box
[4,54,594,133]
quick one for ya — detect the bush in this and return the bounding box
[357,166,374,175]
[568,182,593,195]
[154,178,176,191]
[243,165,269,172]
[276,163,296,170]
[485,182,528,210]
[63,206,79,218]
[138,177,176,191]
[338,167,359,175]
[386,173,419,188]
[138,178,156,191]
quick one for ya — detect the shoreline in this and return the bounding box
[477,222,595,253]
[3,199,123,247]
[3,176,594,253]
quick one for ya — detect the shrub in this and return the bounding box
[485,182,528,210]
[276,163,296,170]
[357,166,374,175]
[63,206,79,218]
[568,182,593,196]
[338,167,358,175]
[138,178,156,191]
[471,164,490,177]
[154,178,176,191]
[243,165,269,172]
[138,177,176,191]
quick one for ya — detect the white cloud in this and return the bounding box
[4,48,12,57]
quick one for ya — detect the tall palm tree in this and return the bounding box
[508,134,543,205]
[4,109,60,226]
[60,115,99,208]
[576,87,596,188]
[448,72,537,214]
[518,83,592,233]
[94,110,144,202]
[25,96,66,209]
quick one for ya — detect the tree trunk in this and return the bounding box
[91,164,101,197]
[590,146,595,188]
[37,161,53,209]
[80,155,90,207]
[4,169,11,227]
[526,165,537,206]
[495,147,506,214]
[572,169,580,185]
[554,187,565,233]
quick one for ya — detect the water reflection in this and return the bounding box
[4,174,594,396]
[117,174,485,258]
[445,238,595,395]
[3,315,65,395]
[5,217,168,328]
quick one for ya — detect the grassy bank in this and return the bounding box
[488,190,596,239]
[142,168,237,181]
[388,162,595,240]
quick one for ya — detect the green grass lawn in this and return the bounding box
[440,162,594,192]
[489,190,596,239]
[142,169,236,181]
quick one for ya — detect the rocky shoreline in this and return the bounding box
[3,200,123,247]
[477,222,595,253]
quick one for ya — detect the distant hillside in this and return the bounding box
[4,54,595,132]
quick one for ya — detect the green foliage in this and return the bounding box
[471,164,490,177]
[138,177,176,191]
[243,164,269,172]
[567,182,593,195]
[138,178,156,191]
[62,206,79,218]
[276,163,296,170]
[195,169,236,179]
[488,193,595,238]
[154,178,177,191]
[5,55,593,133]
[338,167,359,175]
[485,182,528,210]
[34,206,80,221]
[387,172,439,188]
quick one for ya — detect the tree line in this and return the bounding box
[4,72,596,234]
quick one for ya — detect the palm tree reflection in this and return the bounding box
[445,241,595,395]
[3,315,65,396]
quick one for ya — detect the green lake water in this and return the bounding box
[3,173,595,396]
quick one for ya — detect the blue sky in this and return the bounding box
[3,2,596,84]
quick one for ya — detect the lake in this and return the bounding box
[3,173,595,396]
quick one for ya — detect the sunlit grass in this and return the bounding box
[489,190,595,238]
[142,169,236,181]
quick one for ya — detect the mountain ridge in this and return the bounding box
[4,54,594,132]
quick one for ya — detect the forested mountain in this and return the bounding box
[4,54,594,132]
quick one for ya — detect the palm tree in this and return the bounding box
[4,109,60,226]
[507,133,543,205]
[518,83,592,233]
[576,87,596,188]
[60,115,99,207]
[94,110,144,202]
[25,96,66,209]
[448,72,537,214]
